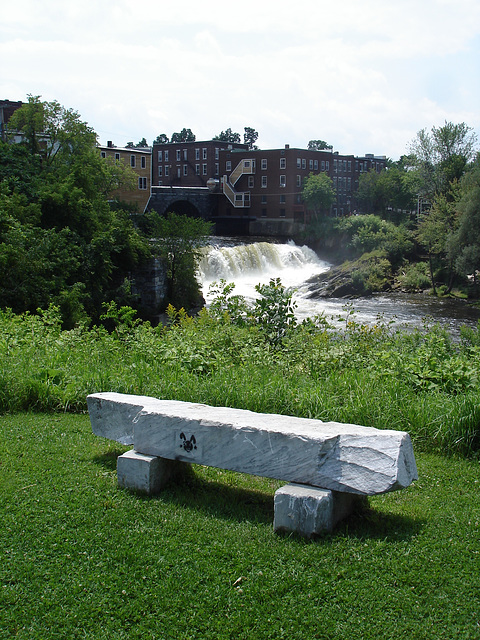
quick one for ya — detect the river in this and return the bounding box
[197,238,480,335]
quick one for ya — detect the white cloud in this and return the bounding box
[1,0,479,157]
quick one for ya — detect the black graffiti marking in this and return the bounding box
[179,432,197,452]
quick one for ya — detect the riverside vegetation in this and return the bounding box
[2,278,480,456]
[2,282,480,638]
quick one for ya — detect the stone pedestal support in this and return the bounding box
[117,449,180,494]
[273,483,365,536]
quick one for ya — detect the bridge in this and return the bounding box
[146,186,217,220]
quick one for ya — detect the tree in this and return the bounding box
[154,133,169,144]
[307,140,332,151]
[409,121,478,198]
[243,127,259,150]
[1,97,151,326]
[146,212,213,310]
[356,163,417,220]
[416,194,456,294]
[302,172,336,218]
[135,138,149,148]
[451,156,480,288]
[170,128,196,143]
[8,95,97,168]
[212,128,241,144]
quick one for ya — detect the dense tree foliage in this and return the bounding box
[409,121,477,199]
[153,133,169,144]
[171,128,196,143]
[302,172,336,217]
[307,140,332,151]
[143,211,213,310]
[243,127,259,150]
[356,161,418,221]
[212,128,241,143]
[1,96,151,326]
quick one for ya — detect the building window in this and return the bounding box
[326,161,329,171]
[158,150,162,162]
[261,208,267,217]
[138,177,147,190]
[280,157,286,169]
[195,148,200,160]
[348,161,352,172]
[130,155,135,167]
[321,160,325,171]
[141,156,146,169]
[202,163,207,175]
[296,175,301,187]
[215,148,219,160]
[261,159,267,170]
[314,160,318,170]
[164,150,169,162]
[183,165,188,176]
[280,208,286,218]
[297,157,301,168]
[183,149,188,161]
[215,163,219,176]
[177,167,181,178]
[226,161,232,172]
[280,175,286,187]
[176,149,181,161]
[309,159,313,170]
[347,177,351,190]
[158,166,163,177]
[333,159,337,172]
[202,148,207,160]
[165,166,169,176]
[280,195,286,204]
[195,164,200,175]
[115,153,120,161]
[262,176,267,188]
[101,151,106,158]
[248,176,254,188]
[261,195,267,204]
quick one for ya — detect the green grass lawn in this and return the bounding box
[1,412,479,639]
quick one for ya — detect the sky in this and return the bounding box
[1,0,479,160]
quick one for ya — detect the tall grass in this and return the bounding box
[1,295,480,457]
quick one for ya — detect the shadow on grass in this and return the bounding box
[333,506,424,542]
[93,451,423,540]
[153,468,276,526]
[93,448,128,472]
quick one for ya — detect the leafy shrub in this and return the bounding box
[396,261,431,291]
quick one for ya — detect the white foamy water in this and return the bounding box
[197,239,480,333]
[198,240,330,308]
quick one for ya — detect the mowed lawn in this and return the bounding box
[1,412,479,640]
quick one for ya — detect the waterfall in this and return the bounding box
[198,240,331,305]
[197,239,480,332]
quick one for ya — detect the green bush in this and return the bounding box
[396,261,431,291]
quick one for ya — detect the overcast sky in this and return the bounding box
[2,0,479,159]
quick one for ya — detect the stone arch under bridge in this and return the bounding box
[146,186,217,221]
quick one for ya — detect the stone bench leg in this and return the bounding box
[117,450,182,494]
[273,483,365,536]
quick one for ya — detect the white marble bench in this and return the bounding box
[87,392,418,536]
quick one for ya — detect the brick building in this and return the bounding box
[99,141,152,212]
[148,139,387,236]
[0,100,23,142]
